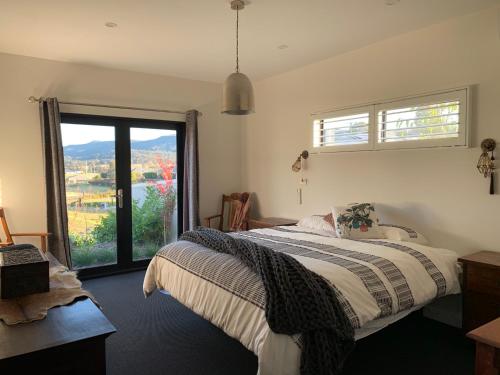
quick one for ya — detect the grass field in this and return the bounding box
[67,210,108,234]
[66,190,115,206]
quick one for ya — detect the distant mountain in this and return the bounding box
[63,135,177,160]
[64,140,115,160]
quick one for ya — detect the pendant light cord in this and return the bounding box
[236,7,239,73]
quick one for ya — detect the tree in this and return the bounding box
[131,171,143,183]
[154,158,176,244]
[143,171,158,180]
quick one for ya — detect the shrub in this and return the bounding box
[92,211,117,242]
[70,233,96,248]
[89,185,175,247]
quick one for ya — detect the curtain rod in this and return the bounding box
[28,96,202,116]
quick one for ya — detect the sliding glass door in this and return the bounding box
[60,114,184,276]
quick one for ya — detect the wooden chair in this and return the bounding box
[204,193,251,232]
[0,207,49,252]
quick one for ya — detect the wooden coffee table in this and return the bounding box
[0,298,116,374]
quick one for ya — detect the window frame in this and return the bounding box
[311,87,470,153]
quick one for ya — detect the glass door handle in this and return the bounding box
[112,189,124,209]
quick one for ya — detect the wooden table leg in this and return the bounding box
[475,342,498,375]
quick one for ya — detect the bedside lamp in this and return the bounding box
[291,150,309,172]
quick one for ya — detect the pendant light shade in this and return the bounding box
[222,72,255,115]
[222,0,255,115]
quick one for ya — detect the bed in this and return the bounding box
[143,225,461,375]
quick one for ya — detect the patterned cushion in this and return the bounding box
[323,213,335,228]
[379,224,429,245]
[297,214,336,234]
[332,203,384,239]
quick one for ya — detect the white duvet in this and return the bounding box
[143,226,460,375]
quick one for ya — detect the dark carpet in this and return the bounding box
[83,270,474,375]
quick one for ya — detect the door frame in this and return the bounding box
[60,113,185,279]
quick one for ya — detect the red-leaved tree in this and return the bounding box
[154,157,176,244]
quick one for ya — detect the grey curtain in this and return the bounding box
[183,110,200,232]
[40,98,71,268]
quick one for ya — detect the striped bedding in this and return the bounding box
[143,226,460,375]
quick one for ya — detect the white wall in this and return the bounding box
[0,52,241,243]
[242,7,500,255]
[2,7,499,256]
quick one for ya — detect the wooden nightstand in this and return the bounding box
[459,251,500,332]
[466,317,500,375]
[248,217,298,230]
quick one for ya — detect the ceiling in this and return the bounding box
[0,0,498,82]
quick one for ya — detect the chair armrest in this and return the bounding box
[10,233,50,253]
[204,215,222,220]
[11,232,50,237]
[204,214,222,228]
[0,242,14,247]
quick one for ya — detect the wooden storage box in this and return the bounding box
[0,245,49,299]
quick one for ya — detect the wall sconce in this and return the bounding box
[292,150,309,172]
[477,138,496,195]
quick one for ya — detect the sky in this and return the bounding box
[61,123,176,146]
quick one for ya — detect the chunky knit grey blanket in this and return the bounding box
[180,227,355,375]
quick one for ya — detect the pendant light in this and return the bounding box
[222,0,255,115]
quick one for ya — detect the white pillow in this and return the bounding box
[297,214,336,234]
[332,203,384,239]
[379,224,429,245]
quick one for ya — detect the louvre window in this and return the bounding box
[378,101,460,143]
[313,112,370,147]
[312,106,373,151]
[312,88,469,152]
[374,89,468,150]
